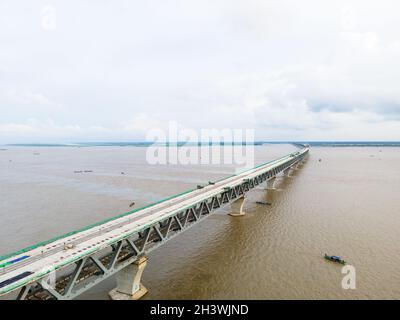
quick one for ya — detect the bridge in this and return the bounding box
[0,145,309,300]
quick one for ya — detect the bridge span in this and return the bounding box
[0,145,309,300]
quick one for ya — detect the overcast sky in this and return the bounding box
[0,0,399,143]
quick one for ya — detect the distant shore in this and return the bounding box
[2,141,400,147]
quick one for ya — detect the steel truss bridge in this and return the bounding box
[0,145,309,300]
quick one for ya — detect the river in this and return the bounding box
[0,144,399,299]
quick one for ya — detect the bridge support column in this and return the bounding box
[287,166,296,176]
[229,196,246,216]
[266,177,276,189]
[283,168,290,177]
[109,256,148,300]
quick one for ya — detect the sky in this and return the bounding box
[0,0,399,143]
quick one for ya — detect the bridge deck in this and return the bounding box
[0,147,308,297]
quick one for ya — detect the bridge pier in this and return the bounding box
[229,196,246,216]
[295,161,303,170]
[287,166,296,176]
[283,168,291,177]
[266,177,276,190]
[109,256,148,300]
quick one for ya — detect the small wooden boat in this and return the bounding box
[324,254,346,265]
[256,201,271,205]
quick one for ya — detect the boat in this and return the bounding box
[256,201,271,205]
[324,254,346,265]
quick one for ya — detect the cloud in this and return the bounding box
[0,0,399,142]
[122,113,163,132]
[0,117,162,142]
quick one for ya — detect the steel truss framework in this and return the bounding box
[11,151,308,300]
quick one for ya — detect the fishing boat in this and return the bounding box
[256,201,271,205]
[324,254,346,265]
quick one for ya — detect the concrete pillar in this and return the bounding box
[266,177,276,189]
[109,256,148,300]
[283,168,290,177]
[229,196,246,216]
